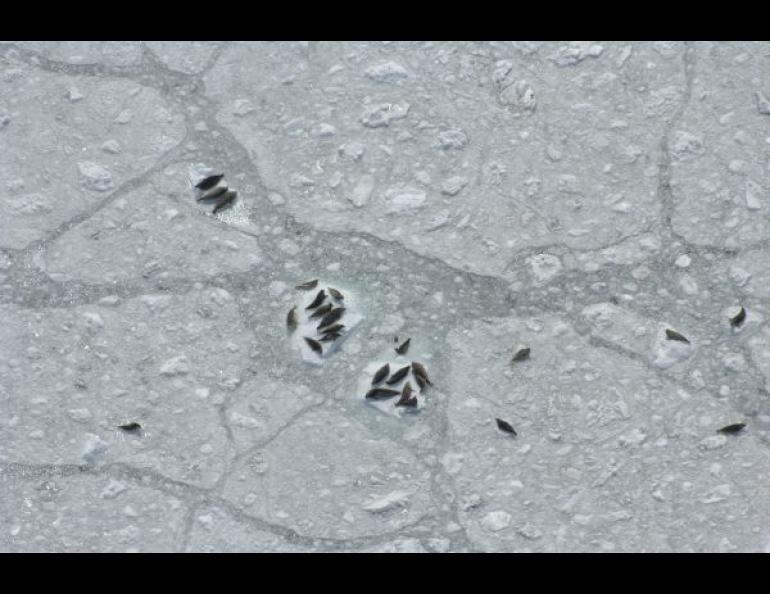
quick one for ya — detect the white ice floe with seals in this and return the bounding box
[358,344,431,417]
[289,281,364,366]
[651,324,694,369]
[187,164,245,223]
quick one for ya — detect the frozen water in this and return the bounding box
[2,41,770,552]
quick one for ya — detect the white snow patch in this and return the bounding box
[499,79,537,112]
[349,174,375,208]
[229,412,262,429]
[756,91,770,115]
[384,186,426,214]
[550,43,604,67]
[101,139,122,154]
[671,131,704,160]
[436,128,468,150]
[441,176,468,196]
[159,355,190,376]
[78,161,114,192]
[81,433,109,465]
[361,102,410,128]
[67,408,92,423]
[481,510,512,532]
[67,86,84,102]
[365,61,408,83]
[746,180,764,211]
[339,141,365,161]
[100,478,128,499]
[361,490,411,513]
[528,253,563,283]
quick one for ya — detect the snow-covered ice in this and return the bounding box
[3,40,770,553]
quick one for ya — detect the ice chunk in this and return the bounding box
[365,61,408,83]
[651,325,694,368]
[159,355,190,376]
[481,510,512,532]
[81,433,109,465]
[361,490,411,513]
[384,186,426,214]
[361,102,410,128]
[78,161,114,192]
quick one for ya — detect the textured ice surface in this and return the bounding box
[0,62,184,249]
[3,41,770,552]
